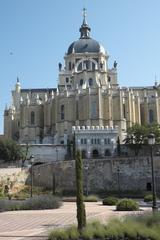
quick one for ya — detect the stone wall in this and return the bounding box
[0,168,29,193]
[21,144,67,162]
[33,157,160,194]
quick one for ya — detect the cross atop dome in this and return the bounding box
[82,7,87,25]
[79,8,91,39]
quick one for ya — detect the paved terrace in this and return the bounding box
[0,202,151,240]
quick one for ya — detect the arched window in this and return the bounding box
[80,79,83,86]
[92,149,99,158]
[105,149,111,156]
[61,105,65,120]
[31,111,35,125]
[149,109,154,123]
[92,62,95,70]
[77,62,82,71]
[88,78,93,86]
[91,102,97,118]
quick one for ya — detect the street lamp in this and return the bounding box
[56,147,58,161]
[148,133,158,212]
[84,163,89,196]
[117,166,121,198]
[52,172,56,195]
[30,155,34,198]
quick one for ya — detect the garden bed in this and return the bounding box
[0,195,62,211]
[49,213,160,240]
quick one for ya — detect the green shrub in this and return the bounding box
[144,194,153,202]
[102,196,118,205]
[105,219,125,238]
[81,221,106,239]
[84,195,98,202]
[116,198,139,211]
[133,212,160,227]
[0,189,4,198]
[66,226,79,239]
[0,195,62,211]
[49,215,160,240]
[49,226,79,240]
[49,229,69,240]
[23,195,62,210]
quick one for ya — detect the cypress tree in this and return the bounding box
[72,131,76,159]
[75,150,86,230]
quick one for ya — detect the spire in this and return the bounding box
[82,7,87,25]
[79,8,91,39]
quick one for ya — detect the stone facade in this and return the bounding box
[4,11,160,148]
[32,157,160,194]
[73,125,118,158]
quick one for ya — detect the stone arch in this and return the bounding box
[92,149,99,158]
[75,58,98,72]
[105,149,111,156]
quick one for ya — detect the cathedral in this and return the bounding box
[4,10,160,153]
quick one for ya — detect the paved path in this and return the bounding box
[0,202,151,240]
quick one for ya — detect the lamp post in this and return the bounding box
[52,173,56,195]
[56,146,58,161]
[117,166,120,198]
[148,133,158,212]
[84,163,89,196]
[30,155,34,198]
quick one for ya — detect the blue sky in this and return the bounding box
[0,0,160,134]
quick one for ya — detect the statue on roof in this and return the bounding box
[113,60,118,69]
[58,62,62,71]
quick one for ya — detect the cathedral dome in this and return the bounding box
[67,38,105,55]
[67,9,106,55]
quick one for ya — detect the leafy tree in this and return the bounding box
[0,139,24,162]
[124,123,160,155]
[147,123,160,143]
[22,143,29,167]
[75,150,86,231]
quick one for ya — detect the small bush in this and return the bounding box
[84,195,98,202]
[49,215,160,240]
[133,212,160,227]
[49,226,79,240]
[49,229,69,240]
[144,194,153,202]
[0,191,4,198]
[102,196,118,205]
[0,195,62,211]
[23,195,62,210]
[116,198,139,211]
